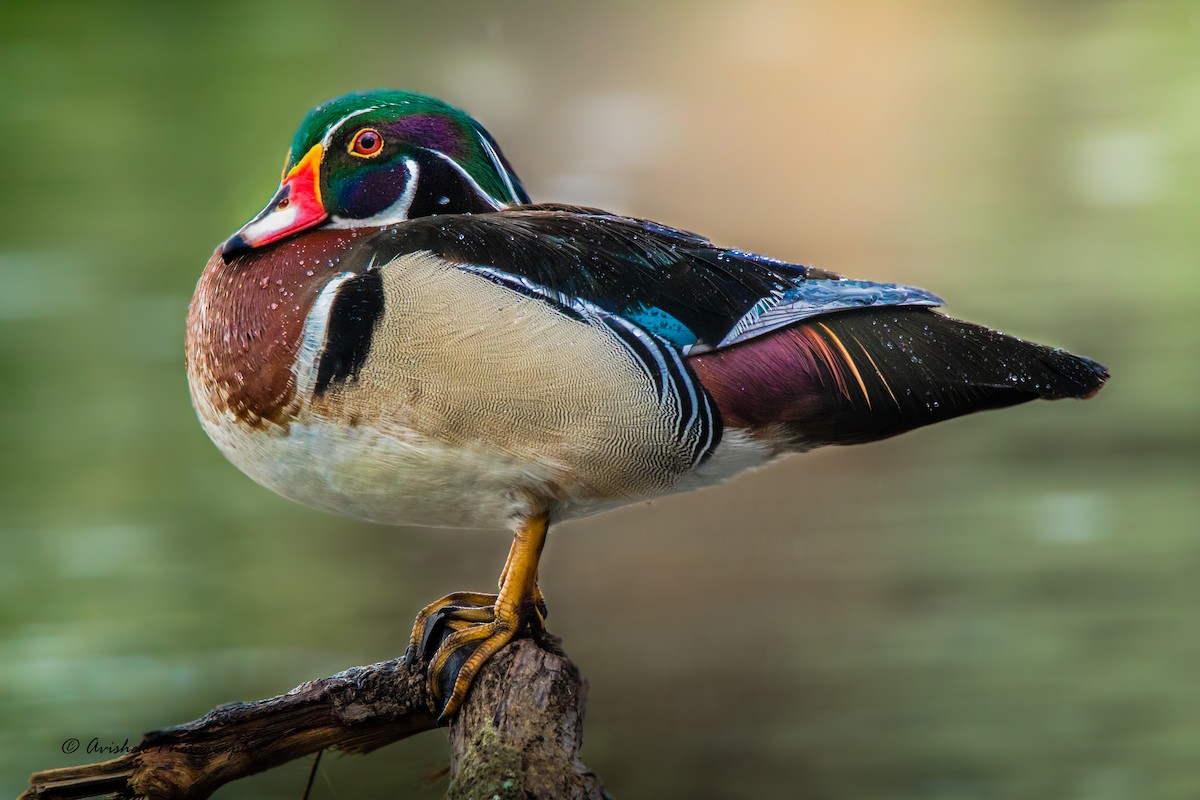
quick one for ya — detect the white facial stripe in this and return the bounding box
[477,132,521,204]
[326,158,420,229]
[321,106,385,150]
[295,272,357,395]
[241,204,299,243]
[428,150,505,209]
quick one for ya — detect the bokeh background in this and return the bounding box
[2,1,1197,798]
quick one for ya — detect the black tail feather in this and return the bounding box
[690,307,1108,449]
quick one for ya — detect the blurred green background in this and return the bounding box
[2,1,1197,798]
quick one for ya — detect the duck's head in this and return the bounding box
[221,90,530,261]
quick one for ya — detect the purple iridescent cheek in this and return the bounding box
[385,114,466,159]
[335,163,410,218]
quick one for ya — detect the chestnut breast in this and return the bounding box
[186,230,367,429]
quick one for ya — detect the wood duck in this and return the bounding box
[186,90,1108,719]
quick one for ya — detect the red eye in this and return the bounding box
[350,128,383,157]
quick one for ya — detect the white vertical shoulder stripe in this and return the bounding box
[294,272,357,395]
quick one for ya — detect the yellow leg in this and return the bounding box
[409,514,550,720]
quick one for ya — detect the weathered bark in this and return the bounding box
[447,636,609,800]
[20,635,608,800]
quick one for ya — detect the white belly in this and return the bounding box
[202,411,558,528]
[200,410,774,530]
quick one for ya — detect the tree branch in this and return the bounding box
[21,635,608,800]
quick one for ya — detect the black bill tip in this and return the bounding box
[220,233,251,264]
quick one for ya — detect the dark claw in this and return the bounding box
[407,603,493,666]
[405,606,450,666]
[433,639,483,720]
[418,606,461,663]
